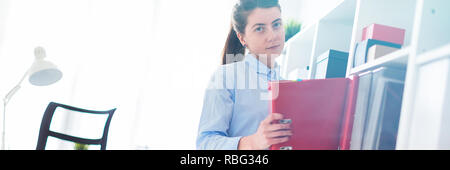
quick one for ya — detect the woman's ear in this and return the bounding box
[236,32,246,47]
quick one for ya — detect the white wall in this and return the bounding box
[279,0,302,21]
[280,0,343,27]
[0,0,235,150]
[0,0,9,49]
[0,0,349,150]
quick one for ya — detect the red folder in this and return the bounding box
[269,76,359,150]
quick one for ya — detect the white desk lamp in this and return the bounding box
[1,47,63,150]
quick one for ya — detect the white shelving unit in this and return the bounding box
[279,0,356,80]
[396,0,450,150]
[279,0,450,150]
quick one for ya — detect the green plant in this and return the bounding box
[284,19,302,42]
[74,143,89,150]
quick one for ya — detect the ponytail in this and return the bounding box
[221,25,246,65]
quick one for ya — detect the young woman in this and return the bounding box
[197,0,292,150]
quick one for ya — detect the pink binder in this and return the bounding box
[269,77,359,150]
[362,23,406,45]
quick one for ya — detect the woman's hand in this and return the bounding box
[238,113,292,150]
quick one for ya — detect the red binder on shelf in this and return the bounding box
[269,76,359,150]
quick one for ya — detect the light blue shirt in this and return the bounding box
[196,54,283,150]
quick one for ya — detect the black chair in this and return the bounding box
[36,102,116,150]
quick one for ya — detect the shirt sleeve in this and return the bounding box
[196,66,243,150]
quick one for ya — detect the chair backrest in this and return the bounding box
[36,102,116,150]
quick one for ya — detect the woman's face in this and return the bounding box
[238,7,285,60]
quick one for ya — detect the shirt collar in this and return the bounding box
[244,54,281,78]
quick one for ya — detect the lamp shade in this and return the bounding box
[28,60,63,86]
[27,47,63,86]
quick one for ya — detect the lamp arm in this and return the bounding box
[3,69,30,106]
[2,101,5,150]
[2,68,30,150]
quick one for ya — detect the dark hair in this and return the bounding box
[221,0,281,65]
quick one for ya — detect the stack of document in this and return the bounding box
[354,23,406,67]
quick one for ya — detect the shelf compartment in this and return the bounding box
[415,0,450,55]
[280,23,318,80]
[308,0,357,79]
[346,0,418,76]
